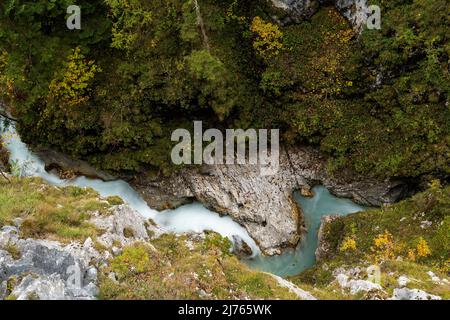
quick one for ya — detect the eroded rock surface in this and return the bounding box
[34,146,116,181]
[270,273,317,300]
[336,273,383,295]
[132,146,406,255]
[0,226,100,300]
[271,0,371,31]
[271,0,319,23]
[0,205,165,300]
[390,288,441,301]
[315,215,340,262]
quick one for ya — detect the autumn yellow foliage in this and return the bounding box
[371,230,396,262]
[406,237,432,262]
[47,47,101,108]
[416,237,432,258]
[407,249,416,262]
[250,17,283,61]
[340,236,357,252]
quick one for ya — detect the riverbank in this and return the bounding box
[27,138,410,256]
[1,176,448,300]
[290,181,450,299]
[0,116,411,273]
[245,186,365,276]
[1,117,449,300]
[0,177,307,300]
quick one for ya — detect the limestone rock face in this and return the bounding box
[271,0,319,22]
[12,274,68,300]
[91,204,164,248]
[0,205,164,300]
[0,226,99,300]
[315,215,340,262]
[333,0,371,31]
[132,146,407,255]
[390,288,441,300]
[34,146,116,181]
[271,0,371,30]
[269,273,317,300]
[336,273,383,295]
[232,235,255,258]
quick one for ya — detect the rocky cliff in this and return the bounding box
[132,145,407,255]
[0,204,161,300]
[0,177,312,300]
[30,141,407,256]
[271,0,371,30]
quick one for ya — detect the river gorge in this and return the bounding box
[0,116,369,277]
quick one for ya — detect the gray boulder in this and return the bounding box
[390,288,442,300]
[271,0,372,31]
[0,204,161,300]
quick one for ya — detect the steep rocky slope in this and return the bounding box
[271,0,370,30]
[131,145,407,255]
[0,177,309,300]
[291,182,450,300]
[0,176,447,300]
[31,142,408,256]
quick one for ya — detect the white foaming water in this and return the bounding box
[0,119,259,257]
[1,117,366,276]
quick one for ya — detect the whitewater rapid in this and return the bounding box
[0,117,365,276]
[0,118,259,257]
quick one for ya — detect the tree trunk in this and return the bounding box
[193,0,210,51]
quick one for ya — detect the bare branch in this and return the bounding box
[0,112,17,122]
[0,170,10,183]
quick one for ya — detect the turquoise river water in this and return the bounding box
[1,117,365,277]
